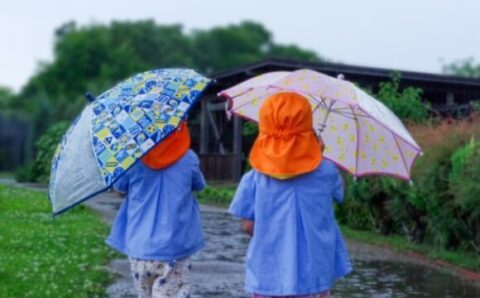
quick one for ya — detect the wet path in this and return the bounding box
[2,181,479,298]
[86,193,249,297]
[85,192,480,298]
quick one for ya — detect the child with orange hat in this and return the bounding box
[106,121,206,298]
[229,92,352,298]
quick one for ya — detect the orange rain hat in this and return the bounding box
[249,92,323,179]
[141,121,191,170]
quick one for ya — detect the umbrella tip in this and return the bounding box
[337,74,345,80]
[85,92,95,103]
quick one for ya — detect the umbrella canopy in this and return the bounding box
[49,68,210,215]
[219,69,422,180]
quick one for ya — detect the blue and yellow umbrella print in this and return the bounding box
[49,69,210,215]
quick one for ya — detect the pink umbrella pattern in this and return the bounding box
[219,69,423,181]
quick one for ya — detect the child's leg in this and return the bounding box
[151,258,191,298]
[129,257,163,298]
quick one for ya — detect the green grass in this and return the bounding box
[0,172,14,179]
[341,225,480,272]
[0,185,116,297]
[196,185,236,207]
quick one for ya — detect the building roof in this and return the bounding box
[206,58,480,109]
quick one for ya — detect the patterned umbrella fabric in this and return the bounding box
[219,69,422,181]
[49,69,210,215]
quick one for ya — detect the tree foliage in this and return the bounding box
[15,121,70,183]
[376,73,430,123]
[442,58,480,79]
[0,87,15,111]
[17,20,322,126]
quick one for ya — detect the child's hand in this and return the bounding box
[242,219,254,236]
[112,189,127,197]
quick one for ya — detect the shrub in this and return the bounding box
[14,164,37,183]
[404,115,480,247]
[197,186,235,205]
[336,176,375,230]
[15,121,70,183]
[341,113,480,251]
[376,73,430,123]
[340,177,396,234]
[449,139,480,253]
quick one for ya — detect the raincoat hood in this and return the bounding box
[141,121,191,170]
[249,92,323,179]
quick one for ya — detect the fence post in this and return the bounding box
[200,97,209,154]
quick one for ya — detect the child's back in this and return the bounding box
[230,159,351,295]
[106,122,206,298]
[229,92,352,297]
[107,149,205,260]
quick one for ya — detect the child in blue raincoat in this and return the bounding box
[106,121,206,298]
[229,92,352,298]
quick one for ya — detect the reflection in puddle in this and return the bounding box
[333,260,480,297]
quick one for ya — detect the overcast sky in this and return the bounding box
[1,0,479,91]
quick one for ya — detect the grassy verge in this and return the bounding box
[0,172,14,179]
[341,225,480,272]
[0,185,116,297]
[196,185,236,207]
[199,184,480,273]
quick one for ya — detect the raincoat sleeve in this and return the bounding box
[229,171,255,220]
[113,173,129,194]
[333,166,344,203]
[191,151,207,191]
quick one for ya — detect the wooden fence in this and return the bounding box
[199,154,236,181]
[0,114,31,171]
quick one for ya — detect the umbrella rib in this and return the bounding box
[351,105,360,177]
[229,86,279,112]
[332,110,371,120]
[311,101,322,115]
[332,112,357,121]
[393,135,410,179]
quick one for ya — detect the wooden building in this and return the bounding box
[194,58,480,182]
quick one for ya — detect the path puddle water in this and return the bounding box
[333,259,480,297]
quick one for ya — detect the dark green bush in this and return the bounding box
[340,114,480,252]
[15,164,37,183]
[197,186,235,205]
[335,176,375,230]
[376,73,430,123]
[449,140,480,253]
[15,121,70,183]
[339,177,394,233]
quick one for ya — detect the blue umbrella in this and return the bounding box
[49,68,210,215]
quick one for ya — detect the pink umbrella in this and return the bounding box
[219,69,422,181]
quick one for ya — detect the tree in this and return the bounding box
[376,73,430,123]
[267,44,319,62]
[11,19,323,180]
[0,87,14,110]
[442,58,480,78]
[18,20,323,126]
[191,21,272,73]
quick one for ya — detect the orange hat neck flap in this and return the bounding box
[249,92,323,178]
[141,121,191,170]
